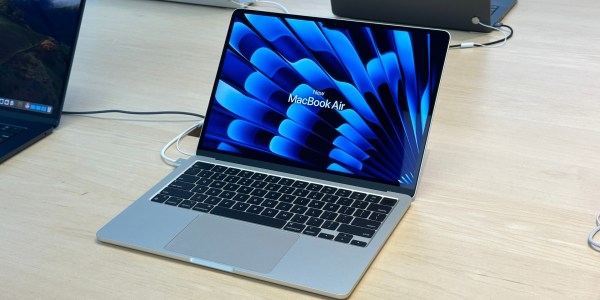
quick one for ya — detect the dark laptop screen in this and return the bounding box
[0,0,84,115]
[199,11,449,188]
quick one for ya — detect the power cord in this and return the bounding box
[449,22,514,49]
[589,213,600,251]
[161,120,204,167]
[230,0,289,13]
[63,109,204,119]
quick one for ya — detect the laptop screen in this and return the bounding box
[199,10,449,189]
[0,0,84,116]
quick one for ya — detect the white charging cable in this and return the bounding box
[589,213,600,251]
[160,120,204,167]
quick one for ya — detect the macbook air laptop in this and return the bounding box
[98,9,450,298]
[0,0,86,163]
[331,0,517,32]
[160,0,253,9]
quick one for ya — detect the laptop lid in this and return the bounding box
[0,0,86,126]
[196,10,450,197]
[331,0,517,32]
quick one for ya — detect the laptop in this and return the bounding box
[98,9,450,298]
[0,0,86,164]
[160,0,253,8]
[331,0,517,32]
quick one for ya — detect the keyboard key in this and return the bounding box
[265,183,281,191]
[250,189,268,197]
[321,186,337,194]
[338,206,355,216]
[307,191,324,200]
[261,208,279,218]
[250,173,267,181]
[350,240,367,247]
[351,200,369,209]
[219,191,236,199]
[338,224,375,238]
[306,217,324,227]
[218,199,236,208]
[223,175,240,183]
[151,194,169,203]
[223,183,240,191]
[323,203,340,212]
[369,212,386,222]
[196,178,213,186]
[303,226,321,236]
[320,211,338,221]
[261,199,278,208]
[293,197,310,206]
[353,209,370,219]
[247,205,264,214]
[205,188,222,196]
[279,194,296,203]
[211,165,227,173]
[318,233,334,240]
[322,194,339,203]
[198,170,214,178]
[247,197,263,205]
[365,195,382,203]
[279,178,295,186]
[275,202,293,211]
[192,203,214,213]
[193,162,215,170]
[349,192,367,200]
[322,220,339,230]
[237,178,253,186]
[335,189,352,197]
[176,175,198,184]
[306,208,322,218]
[283,222,306,233]
[204,196,221,205]
[380,197,398,206]
[165,197,183,206]
[231,202,250,211]
[209,181,226,189]
[161,187,193,199]
[210,173,227,181]
[232,194,250,202]
[238,170,254,178]
[290,205,308,214]
[178,200,196,209]
[192,185,209,193]
[210,207,286,229]
[337,197,353,206]
[224,168,241,175]
[292,181,308,188]
[367,203,392,214]
[308,200,325,209]
[306,183,323,191]
[292,189,310,197]
[250,181,268,189]
[264,175,282,183]
[278,186,295,194]
[237,186,253,194]
[264,191,282,200]
[190,193,208,202]
[334,233,353,243]
[275,211,293,221]
[291,214,309,224]
[351,218,381,230]
[336,214,353,224]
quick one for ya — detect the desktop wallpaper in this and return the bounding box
[200,12,448,187]
[0,0,82,109]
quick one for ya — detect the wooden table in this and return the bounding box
[2,0,599,298]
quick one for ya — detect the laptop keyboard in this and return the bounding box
[0,123,25,144]
[151,161,398,247]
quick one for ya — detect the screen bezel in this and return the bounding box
[197,9,450,196]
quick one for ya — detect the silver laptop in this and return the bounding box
[331,0,517,32]
[0,0,86,163]
[97,10,450,298]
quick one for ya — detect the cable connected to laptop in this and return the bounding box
[449,21,514,49]
[63,109,205,119]
[589,213,600,252]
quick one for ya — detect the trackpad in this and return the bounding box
[165,214,299,274]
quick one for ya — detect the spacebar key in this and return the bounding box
[210,206,286,229]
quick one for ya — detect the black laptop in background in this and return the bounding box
[0,0,86,163]
[331,0,517,32]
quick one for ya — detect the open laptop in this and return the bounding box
[98,9,450,298]
[0,0,86,164]
[331,0,517,32]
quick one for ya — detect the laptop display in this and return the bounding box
[0,0,83,116]
[200,12,448,189]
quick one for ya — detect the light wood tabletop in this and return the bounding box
[2,0,600,298]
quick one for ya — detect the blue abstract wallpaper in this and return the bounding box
[200,12,448,187]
